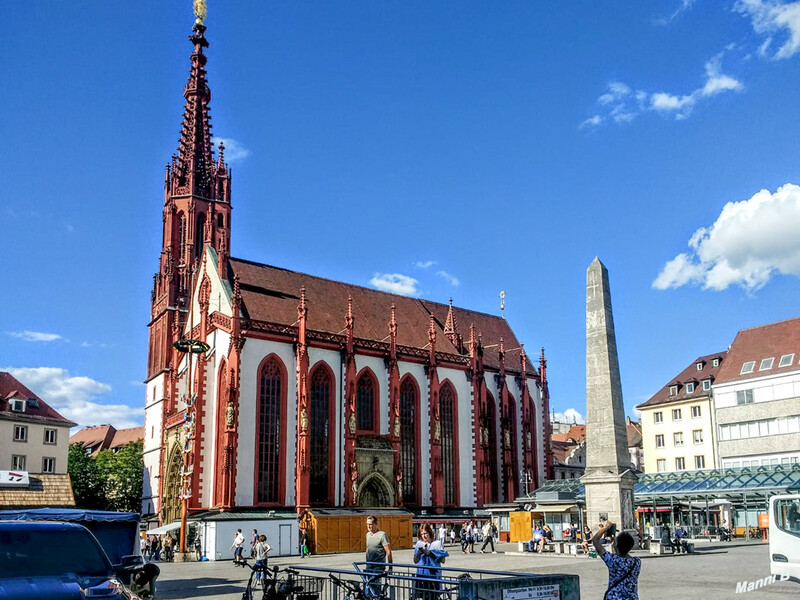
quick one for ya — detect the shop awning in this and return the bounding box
[533,504,577,513]
[146,520,183,535]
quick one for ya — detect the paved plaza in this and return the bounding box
[154,540,796,600]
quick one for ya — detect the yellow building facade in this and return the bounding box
[637,353,726,474]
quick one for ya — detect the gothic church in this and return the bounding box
[142,15,552,524]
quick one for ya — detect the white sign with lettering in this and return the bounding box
[503,584,560,600]
[0,471,30,487]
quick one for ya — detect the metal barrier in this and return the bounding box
[285,562,580,600]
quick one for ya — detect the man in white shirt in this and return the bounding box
[438,525,447,545]
[231,528,246,566]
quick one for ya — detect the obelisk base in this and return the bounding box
[581,469,638,533]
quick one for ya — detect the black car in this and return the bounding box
[0,520,156,600]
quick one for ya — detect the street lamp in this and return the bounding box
[520,470,533,497]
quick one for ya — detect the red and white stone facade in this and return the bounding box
[142,19,551,521]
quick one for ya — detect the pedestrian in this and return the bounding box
[231,528,246,566]
[580,525,592,554]
[300,528,310,558]
[437,525,447,546]
[154,536,162,562]
[529,524,543,552]
[365,515,392,596]
[140,533,147,557]
[194,531,203,561]
[459,522,468,553]
[254,534,272,586]
[449,527,455,546]
[491,521,498,542]
[592,521,640,600]
[251,529,259,559]
[673,523,689,554]
[539,525,553,552]
[569,522,578,543]
[413,523,448,600]
[467,520,476,553]
[480,521,496,553]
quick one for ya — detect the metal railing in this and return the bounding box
[284,563,533,600]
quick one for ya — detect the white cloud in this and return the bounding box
[2,366,142,430]
[436,270,460,286]
[369,273,421,297]
[737,0,800,59]
[653,183,800,291]
[584,52,742,126]
[414,260,437,269]
[552,408,585,425]
[7,330,62,342]
[654,0,697,25]
[212,137,250,162]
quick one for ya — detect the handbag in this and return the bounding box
[603,559,636,600]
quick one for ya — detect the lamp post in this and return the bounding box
[520,470,533,497]
[172,257,210,557]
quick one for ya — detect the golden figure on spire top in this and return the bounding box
[193,0,207,25]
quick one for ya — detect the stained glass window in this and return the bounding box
[310,367,331,504]
[357,372,375,432]
[440,383,457,505]
[400,378,417,504]
[256,358,282,503]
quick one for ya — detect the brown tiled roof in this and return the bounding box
[230,258,539,376]
[715,316,800,385]
[70,425,143,455]
[551,432,574,443]
[70,425,115,454]
[110,426,144,449]
[0,372,76,427]
[626,420,642,447]
[636,351,727,410]
[551,440,581,464]
[0,474,76,508]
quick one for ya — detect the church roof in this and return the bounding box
[229,258,538,376]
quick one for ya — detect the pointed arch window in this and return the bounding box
[256,357,284,504]
[399,377,418,504]
[440,383,458,506]
[507,398,519,500]
[486,393,499,504]
[357,371,377,432]
[178,213,187,260]
[195,212,206,261]
[310,366,332,504]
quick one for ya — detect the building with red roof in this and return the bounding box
[70,425,144,456]
[713,317,800,468]
[636,352,726,473]
[0,371,76,475]
[142,13,552,528]
[0,372,77,509]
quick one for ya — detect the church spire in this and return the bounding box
[175,20,215,197]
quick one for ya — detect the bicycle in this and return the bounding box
[329,572,389,600]
[242,564,304,600]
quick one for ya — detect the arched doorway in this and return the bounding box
[161,444,183,524]
[358,474,393,507]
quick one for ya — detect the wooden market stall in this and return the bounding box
[300,507,413,555]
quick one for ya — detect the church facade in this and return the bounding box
[142,17,552,522]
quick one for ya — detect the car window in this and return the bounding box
[0,527,113,578]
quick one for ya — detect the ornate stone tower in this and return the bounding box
[147,17,231,382]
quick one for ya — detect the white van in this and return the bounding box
[769,494,800,582]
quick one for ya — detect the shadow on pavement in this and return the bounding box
[157,577,244,599]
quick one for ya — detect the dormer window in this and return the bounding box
[685,382,695,394]
[696,362,704,371]
[779,354,795,367]
[712,358,720,368]
[669,385,678,396]
[741,361,756,374]
[759,358,774,371]
[702,379,711,391]
[10,399,26,413]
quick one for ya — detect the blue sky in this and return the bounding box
[3,1,800,430]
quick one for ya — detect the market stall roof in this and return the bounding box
[517,464,800,505]
[146,520,183,535]
[532,504,577,513]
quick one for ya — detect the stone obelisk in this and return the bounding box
[580,257,637,531]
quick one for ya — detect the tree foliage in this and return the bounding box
[68,440,144,513]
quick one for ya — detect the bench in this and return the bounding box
[650,540,695,555]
